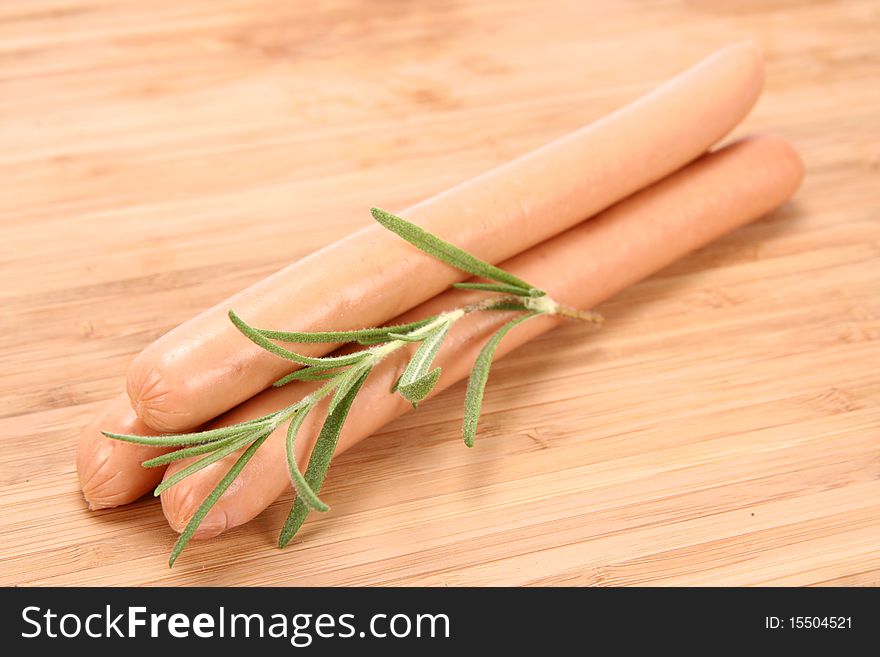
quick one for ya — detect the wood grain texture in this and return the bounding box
[1,0,878,587]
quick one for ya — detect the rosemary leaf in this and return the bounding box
[285,406,329,513]
[385,331,426,342]
[463,312,541,447]
[329,363,373,415]
[240,411,286,425]
[452,282,534,297]
[396,320,452,401]
[141,432,250,468]
[278,369,370,548]
[397,367,442,406]
[353,318,439,344]
[169,429,272,567]
[154,430,262,496]
[103,425,250,447]
[274,367,342,386]
[255,317,435,344]
[229,311,369,367]
[353,336,392,345]
[370,208,533,291]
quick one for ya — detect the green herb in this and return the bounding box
[370,207,536,291]
[452,282,535,297]
[278,368,370,547]
[168,429,272,567]
[105,208,602,565]
[395,313,459,406]
[284,403,325,512]
[463,312,541,447]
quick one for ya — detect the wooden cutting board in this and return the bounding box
[2,0,878,586]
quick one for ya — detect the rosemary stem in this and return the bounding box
[461,295,524,314]
[521,295,604,325]
[553,305,604,324]
[271,379,337,426]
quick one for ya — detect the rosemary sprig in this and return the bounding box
[105,208,602,565]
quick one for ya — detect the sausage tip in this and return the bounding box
[720,40,764,78]
[77,394,169,509]
[700,41,765,110]
[161,483,231,539]
[126,355,186,433]
[738,133,805,197]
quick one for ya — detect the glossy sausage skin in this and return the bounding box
[76,394,171,509]
[128,43,765,432]
[161,134,805,538]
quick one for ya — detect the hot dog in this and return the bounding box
[160,134,805,538]
[128,43,765,433]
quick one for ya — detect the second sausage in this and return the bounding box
[160,134,804,539]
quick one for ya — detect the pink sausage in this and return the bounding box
[128,43,765,433]
[160,134,805,538]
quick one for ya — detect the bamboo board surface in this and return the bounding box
[1,1,879,587]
